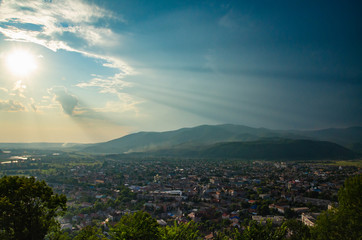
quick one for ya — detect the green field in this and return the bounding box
[325,159,362,168]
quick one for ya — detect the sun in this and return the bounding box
[6,50,37,77]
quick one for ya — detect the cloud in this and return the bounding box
[0,88,9,92]
[97,94,141,113]
[77,73,132,94]
[76,72,141,114]
[0,0,140,117]
[48,86,78,116]
[0,0,133,77]
[29,97,37,112]
[12,80,27,98]
[0,99,25,111]
[0,0,121,49]
[218,11,238,29]
[218,10,256,31]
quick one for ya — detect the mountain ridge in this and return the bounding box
[142,139,356,160]
[1,124,360,159]
[84,124,362,156]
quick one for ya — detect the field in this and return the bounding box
[324,159,362,168]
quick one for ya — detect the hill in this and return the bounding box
[84,124,304,154]
[292,126,362,145]
[198,139,356,160]
[84,124,361,157]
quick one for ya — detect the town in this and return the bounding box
[0,149,360,237]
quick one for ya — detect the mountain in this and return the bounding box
[84,124,361,158]
[84,124,303,154]
[289,126,362,144]
[196,139,356,160]
[293,127,362,151]
[105,139,356,160]
[0,142,87,150]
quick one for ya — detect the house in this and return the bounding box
[61,223,72,230]
[252,215,285,225]
[269,204,290,214]
[291,207,309,214]
[301,213,320,227]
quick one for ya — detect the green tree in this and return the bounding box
[44,223,71,240]
[159,221,201,240]
[257,204,270,216]
[110,211,160,240]
[240,220,286,240]
[0,176,67,240]
[311,174,362,240]
[73,226,106,240]
[281,219,310,240]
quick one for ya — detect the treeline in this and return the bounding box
[54,212,308,240]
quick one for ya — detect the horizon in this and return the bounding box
[1,0,361,142]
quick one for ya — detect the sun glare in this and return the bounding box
[6,50,37,77]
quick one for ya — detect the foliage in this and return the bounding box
[73,226,107,240]
[0,175,67,240]
[338,174,361,210]
[239,220,287,240]
[311,174,362,240]
[110,211,160,240]
[159,221,201,240]
[44,223,71,240]
[281,219,310,240]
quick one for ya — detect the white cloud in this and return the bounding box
[0,0,140,115]
[12,80,26,95]
[0,0,121,44]
[76,72,141,113]
[76,73,132,94]
[0,0,133,76]
[0,99,25,112]
[98,94,142,114]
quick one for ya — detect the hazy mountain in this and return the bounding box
[196,139,356,160]
[3,124,358,160]
[84,124,300,153]
[0,142,89,150]
[84,124,361,156]
[293,127,362,146]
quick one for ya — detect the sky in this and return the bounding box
[0,0,361,143]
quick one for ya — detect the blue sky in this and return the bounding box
[0,0,361,142]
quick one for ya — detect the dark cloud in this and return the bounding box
[48,86,78,116]
[0,99,25,111]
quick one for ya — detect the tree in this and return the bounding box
[159,221,201,240]
[240,220,286,240]
[0,176,67,240]
[311,174,362,240]
[338,173,361,211]
[44,223,71,240]
[110,211,160,240]
[281,219,310,240]
[73,226,107,240]
[257,204,270,216]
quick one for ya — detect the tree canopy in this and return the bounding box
[311,174,362,240]
[159,221,201,240]
[111,211,160,240]
[0,176,67,240]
